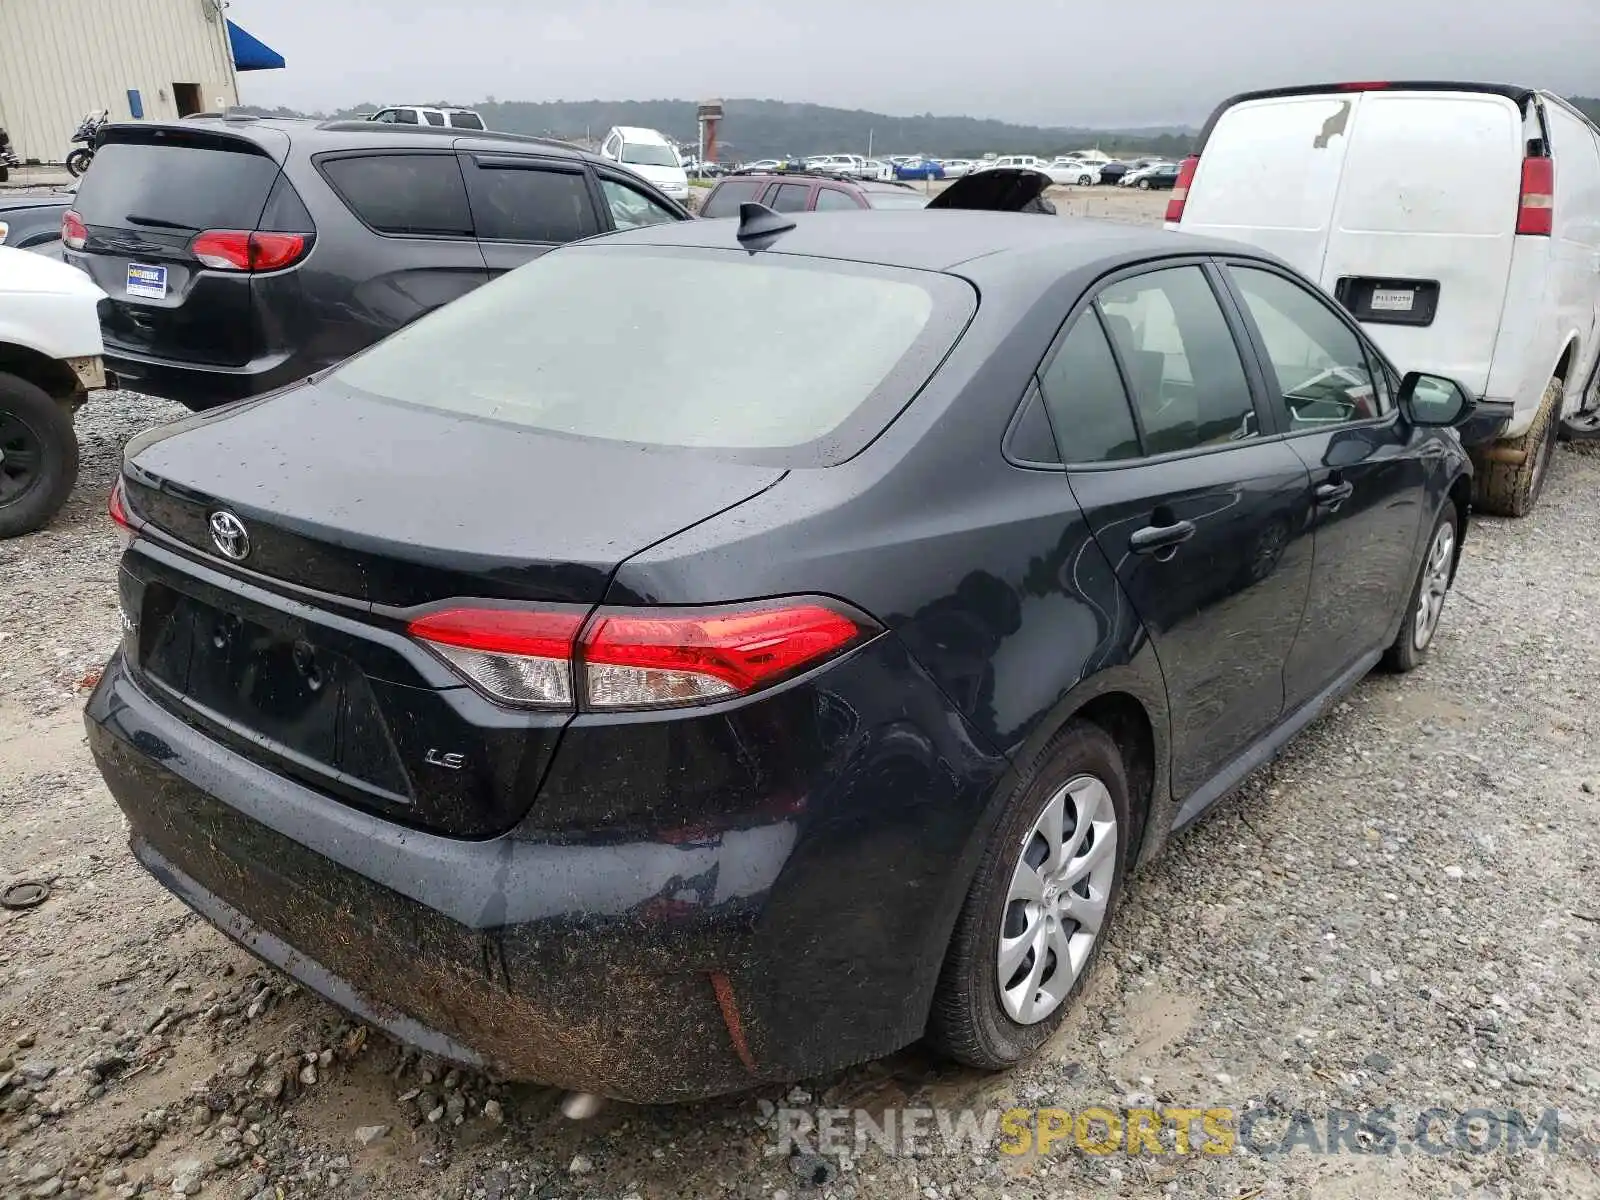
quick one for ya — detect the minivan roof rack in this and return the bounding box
[314,120,577,151]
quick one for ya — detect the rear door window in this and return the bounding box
[814,187,863,211]
[770,183,811,212]
[422,110,445,127]
[1097,266,1258,455]
[462,160,599,243]
[320,153,473,236]
[73,139,281,231]
[1037,311,1142,463]
[701,179,763,218]
[598,177,680,230]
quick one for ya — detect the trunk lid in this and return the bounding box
[119,379,785,838]
[68,125,298,367]
[123,379,786,607]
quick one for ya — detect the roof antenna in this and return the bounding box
[735,201,795,249]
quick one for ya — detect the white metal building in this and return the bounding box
[0,0,285,164]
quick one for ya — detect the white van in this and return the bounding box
[1170,82,1600,515]
[600,127,690,202]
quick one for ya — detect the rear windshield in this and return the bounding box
[328,246,975,464]
[702,179,765,218]
[866,191,929,210]
[74,140,280,231]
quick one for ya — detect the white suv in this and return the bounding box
[367,106,486,130]
[0,247,105,537]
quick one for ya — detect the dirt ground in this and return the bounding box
[2,193,1599,1199]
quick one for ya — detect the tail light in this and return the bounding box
[108,476,142,548]
[1516,157,1553,236]
[408,599,878,711]
[190,230,309,272]
[1165,155,1200,223]
[61,209,87,251]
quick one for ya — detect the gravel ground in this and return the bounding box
[4,398,1600,1196]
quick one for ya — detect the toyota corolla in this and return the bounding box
[87,206,1475,1103]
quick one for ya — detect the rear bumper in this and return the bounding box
[86,639,1003,1102]
[1458,398,1515,447]
[105,346,307,411]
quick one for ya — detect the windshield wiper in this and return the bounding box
[125,213,192,230]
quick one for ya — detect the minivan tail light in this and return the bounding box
[190,229,309,272]
[108,476,142,548]
[407,600,877,711]
[1516,157,1554,236]
[61,209,88,251]
[1165,155,1200,223]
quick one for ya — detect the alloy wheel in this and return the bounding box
[1412,522,1455,651]
[997,774,1118,1025]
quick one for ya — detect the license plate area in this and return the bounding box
[126,262,168,300]
[1334,277,1440,327]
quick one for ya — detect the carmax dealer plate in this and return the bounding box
[126,263,167,300]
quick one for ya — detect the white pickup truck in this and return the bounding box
[0,246,106,537]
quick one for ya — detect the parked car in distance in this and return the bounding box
[806,154,869,177]
[941,158,976,178]
[735,158,782,173]
[1131,163,1181,190]
[894,156,945,180]
[1096,160,1132,184]
[1172,80,1600,516]
[62,117,690,411]
[599,126,690,202]
[1050,158,1103,186]
[700,174,926,216]
[91,207,1476,1105]
[0,246,105,537]
[0,192,74,257]
[861,158,894,182]
[368,106,485,130]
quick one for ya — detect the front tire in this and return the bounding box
[0,372,79,538]
[65,148,93,177]
[1384,505,1459,672]
[927,721,1131,1070]
[1474,377,1560,517]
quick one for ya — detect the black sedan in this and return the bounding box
[87,207,1475,1103]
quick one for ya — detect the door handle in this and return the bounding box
[1314,480,1354,508]
[1130,519,1197,556]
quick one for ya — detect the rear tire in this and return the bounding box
[927,721,1131,1070]
[65,149,92,178]
[0,372,79,539]
[1137,178,1151,190]
[1384,505,1459,673]
[1473,377,1560,517]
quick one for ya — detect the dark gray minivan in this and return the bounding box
[63,118,691,410]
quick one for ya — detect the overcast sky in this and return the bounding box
[232,0,1596,128]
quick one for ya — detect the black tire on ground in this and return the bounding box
[0,164,8,184]
[1383,504,1460,673]
[926,720,1132,1070]
[1473,377,1561,517]
[0,372,79,539]
[1079,174,1093,186]
[1138,178,1151,190]
[65,149,93,177]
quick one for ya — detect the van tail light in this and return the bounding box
[61,209,88,251]
[408,599,878,711]
[1516,157,1554,236]
[1165,155,1200,223]
[108,476,142,548]
[190,230,310,272]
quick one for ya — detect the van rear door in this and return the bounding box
[1175,92,1354,277]
[1321,90,1524,394]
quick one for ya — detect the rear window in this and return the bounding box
[74,140,280,231]
[865,191,929,210]
[702,179,764,218]
[320,153,473,236]
[467,164,598,242]
[449,112,485,130]
[423,110,445,127]
[328,246,975,463]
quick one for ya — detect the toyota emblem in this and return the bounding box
[209,510,251,561]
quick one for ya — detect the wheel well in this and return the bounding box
[0,343,79,404]
[1553,340,1576,384]
[1075,693,1155,856]
[1447,476,1472,577]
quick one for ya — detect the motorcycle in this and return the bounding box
[0,127,19,184]
[65,110,107,178]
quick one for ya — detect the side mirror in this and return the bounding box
[1398,371,1475,427]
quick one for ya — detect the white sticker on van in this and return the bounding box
[1370,288,1414,313]
[126,263,168,300]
